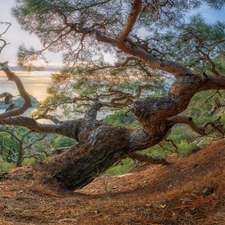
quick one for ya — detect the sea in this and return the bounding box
[0,67,175,119]
[0,68,110,120]
[0,69,52,115]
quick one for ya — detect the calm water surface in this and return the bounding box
[0,71,51,115]
[0,71,51,101]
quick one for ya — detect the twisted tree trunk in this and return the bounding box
[1,65,225,191]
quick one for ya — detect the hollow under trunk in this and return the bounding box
[32,125,129,190]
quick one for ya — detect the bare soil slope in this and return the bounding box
[0,141,225,224]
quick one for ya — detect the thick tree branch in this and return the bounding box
[0,116,82,140]
[117,0,142,44]
[128,152,169,165]
[84,100,102,119]
[66,2,191,77]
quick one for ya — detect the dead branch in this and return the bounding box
[168,115,224,138]
[0,22,11,54]
[128,152,169,165]
[202,116,224,136]
[205,90,221,103]
[165,139,178,150]
[0,22,11,36]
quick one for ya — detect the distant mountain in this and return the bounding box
[0,95,39,110]
[10,66,61,72]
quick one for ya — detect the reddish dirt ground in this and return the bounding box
[0,141,225,224]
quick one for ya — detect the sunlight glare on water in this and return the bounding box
[0,70,51,101]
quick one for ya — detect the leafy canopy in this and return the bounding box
[12,0,225,76]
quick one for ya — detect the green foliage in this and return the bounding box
[103,111,140,128]
[13,0,225,76]
[0,126,76,170]
[22,158,37,166]
[170,126,196,143]
[17,44,47,71]
[0,161,15,172]
[204,0,225,9]
[188,90,225,124]
[155,14,225,74]
[143,126,198,158]
[105,159,134,176]
[176,141,198,157]
[147,146,170,159]
[52,136,75,148]
[0,132,18,162]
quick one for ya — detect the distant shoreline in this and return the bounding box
[0,95,39,110]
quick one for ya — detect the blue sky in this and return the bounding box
[0,0,224,67]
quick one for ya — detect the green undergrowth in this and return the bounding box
[104,90,225,176]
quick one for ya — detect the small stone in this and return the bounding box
[202,187,214,197]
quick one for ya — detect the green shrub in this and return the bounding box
[0,162,15,172]
[22,158,37,166]
[105,158,133,176]
[176,141,198,157]
[103,111,140,128]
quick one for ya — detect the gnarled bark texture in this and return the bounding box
[1,0,225,191]
[1,65,225,190]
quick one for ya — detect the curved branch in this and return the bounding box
[67,1,190,77]
[0,21,11,36]
[0,22,11,53]
[0,38,8,54]
[167,116,224,137]
[196,47,220,76]
[117,0,142,44]
[167,116,206,135]
[0,62,32,119]
[0,92,14,104]
[202,116,224,135]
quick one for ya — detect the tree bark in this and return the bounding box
[2,72,225,190]
[33,125,129,190]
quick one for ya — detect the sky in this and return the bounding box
[0,0,225,67]
[0,0,62,67]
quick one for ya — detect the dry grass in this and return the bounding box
[1,141,225,224]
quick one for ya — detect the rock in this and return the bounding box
[202,187,214,197]
[0,95,39,110]
[14,95,39,107]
